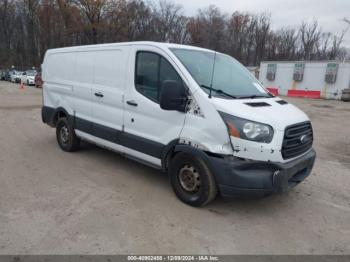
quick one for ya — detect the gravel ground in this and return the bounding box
[0,81,349,255]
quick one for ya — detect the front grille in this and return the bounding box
[282,122,313,159]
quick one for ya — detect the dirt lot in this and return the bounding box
[0,81,349,255]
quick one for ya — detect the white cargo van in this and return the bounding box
[42,42,316,206]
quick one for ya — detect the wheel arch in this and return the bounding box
[52,107,71,127]
[161,139,180,172]
[173,145,213,166]
[162,143,218,174]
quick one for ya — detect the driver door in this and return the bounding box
[123,46,187,164]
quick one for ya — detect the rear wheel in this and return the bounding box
[169,153,217,207]
[56,117,80,152]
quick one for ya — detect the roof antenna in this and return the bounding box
[208,51,217,99]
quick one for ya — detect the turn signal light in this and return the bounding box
[227,122,240,138]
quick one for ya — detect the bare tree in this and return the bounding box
[23,0,40,65]
[0,0,17,65]
[187,5,226,50]
[0,1,348,68]
[72,0,111,44]
[152,0,184,42]
[275,28,299,60]
[300,20,321,60]
[253,13,271,65]
[226,12,250,62]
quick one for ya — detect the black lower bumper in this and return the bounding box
[209,149,316,199]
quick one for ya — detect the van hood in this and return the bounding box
[211,97,309,131]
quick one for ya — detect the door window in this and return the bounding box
[159,57,183,87]
[135,51,183,103]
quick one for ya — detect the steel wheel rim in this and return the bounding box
[60,124,69,144]
[178,164,200,193]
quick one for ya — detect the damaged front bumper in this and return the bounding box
[209,149,316,199]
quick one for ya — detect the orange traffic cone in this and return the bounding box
[19,81,25,90]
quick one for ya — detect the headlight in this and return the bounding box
[219,111,274,143]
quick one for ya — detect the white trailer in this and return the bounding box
[259,61,350,99]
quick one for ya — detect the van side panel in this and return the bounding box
[42,52,76,115]
[94,49,127,88]
[73,51,94,132]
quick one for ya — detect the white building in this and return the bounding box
[259,61,350,99]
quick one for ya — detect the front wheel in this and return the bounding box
[169,153,217,207]
[56,117,80,152]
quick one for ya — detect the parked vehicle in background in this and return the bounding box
[19,72,27,84]
[4,69,14,81]
[10,71,22,83]
[4,71,10,81]
[2,71,7,80]
[35,72,42,88]
[20,69,37,85]
[42,42,316,207]
[5,68,14,81]
[0,70,5,80]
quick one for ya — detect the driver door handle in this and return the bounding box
[126,100,138,107]
[94,92,104,98]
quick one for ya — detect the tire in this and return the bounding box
[56,117,80,152]
[169,152,217,207]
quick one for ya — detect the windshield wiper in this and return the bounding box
[200,85,238,99]
[238,94,273,99]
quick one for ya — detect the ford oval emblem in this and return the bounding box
[300,135,308,144]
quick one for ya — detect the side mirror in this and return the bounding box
[159,80,187,112]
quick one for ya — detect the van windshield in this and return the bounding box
[170,48,271,99]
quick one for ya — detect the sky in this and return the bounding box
[173,0,350,48]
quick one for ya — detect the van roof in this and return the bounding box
[45,41,216,54]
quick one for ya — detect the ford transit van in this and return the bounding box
[41,42,316,207]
